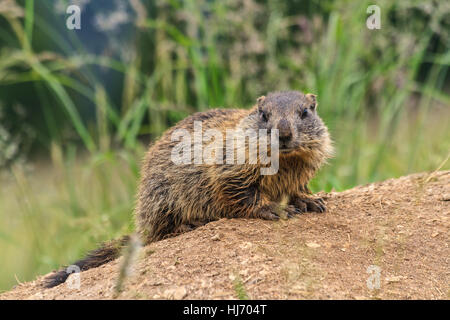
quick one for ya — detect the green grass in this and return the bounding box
[0,0,449,291]
[233,276,250,300]
[0,147,139,291]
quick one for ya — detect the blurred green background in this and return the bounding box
[0,0,449,291]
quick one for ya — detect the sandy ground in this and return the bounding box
[1,171,448,300]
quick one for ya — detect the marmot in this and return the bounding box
[44,90,333,288]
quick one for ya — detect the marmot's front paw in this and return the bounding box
[253,204,303,220]
[284,205,303,217]
[254,204,281,220]
[291,196,326,213]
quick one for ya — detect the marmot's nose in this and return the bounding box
[277,119,292,142]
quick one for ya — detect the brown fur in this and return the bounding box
[44,90,333,288]
[136,90,333,244]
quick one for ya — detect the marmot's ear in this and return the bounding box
[305,93,317,110]
[256,95,266,112]
[257,95,266,105]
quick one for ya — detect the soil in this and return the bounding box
[1,171,449,300]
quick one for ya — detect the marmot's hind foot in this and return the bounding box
[252,204,302,220]
[291,196,326,213]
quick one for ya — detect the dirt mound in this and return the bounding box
[1,171,449,300]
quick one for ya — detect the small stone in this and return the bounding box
[174,286,187,300]
[163,287,187,300]
[211,233,221,241]
[240,242,253,249]
[306,242,321,248]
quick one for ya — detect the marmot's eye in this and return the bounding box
[301,109,308,119]
[261,111,269,122]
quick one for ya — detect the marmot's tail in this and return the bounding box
[43,235,130,288]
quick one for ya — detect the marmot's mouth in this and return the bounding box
[279,148,294,154]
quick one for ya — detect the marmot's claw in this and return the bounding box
[285,205,303,216]
[291,197,326,213]
[256,206,280,221]
[309,197,326,213]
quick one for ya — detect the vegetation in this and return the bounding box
[0,0,448,291]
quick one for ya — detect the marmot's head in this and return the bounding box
[252,91,329,155]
